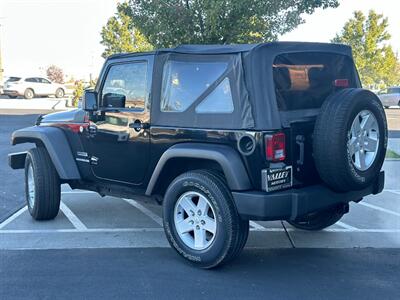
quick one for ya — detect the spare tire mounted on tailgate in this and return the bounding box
[313,88,387,192]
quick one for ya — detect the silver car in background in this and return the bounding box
[2,76,66,99]
[378,86,400,108]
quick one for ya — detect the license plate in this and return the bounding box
[262,166,292,192]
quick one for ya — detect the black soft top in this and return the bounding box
[110,42,352,57]
[110,42,355,130]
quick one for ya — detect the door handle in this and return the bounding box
[129,120,149,132]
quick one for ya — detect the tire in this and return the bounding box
[25,147,61,220]
[313,88,387,192]
[55,88,64,98]
[287,206,345,231]
[163,170,246,268]
[7,95,18,99]
[24,88,34,99]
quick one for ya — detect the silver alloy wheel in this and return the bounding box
[27,163,35,208]
[174,191,217,251]
[347,110,379,171]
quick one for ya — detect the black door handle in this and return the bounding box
[129,120,149,132]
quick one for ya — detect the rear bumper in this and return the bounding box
[3,90,20,96]
[233,171,384,221]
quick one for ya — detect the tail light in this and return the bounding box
[333,79,349,88]
[265,132,286,161]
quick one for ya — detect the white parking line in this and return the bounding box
[0,228,164,234]
[249,221,268,231]
[1,227,400,234]
[123,198,163,226]
[385,190,400,196]
[335,221,359,231]
[61,191,96,194]
[0,206,28,229]
[60,202,87,230]
[359,202,400,217]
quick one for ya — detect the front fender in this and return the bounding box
[11,126,81,180]
[145,143,251,195]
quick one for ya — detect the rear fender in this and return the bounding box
[145,143,252,195]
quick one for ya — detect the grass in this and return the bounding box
[386,149,400,159]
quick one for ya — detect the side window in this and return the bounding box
[195,78,234,113]
[40,78,51,84]
[101,62,148,110]
[25,78,37,83]
[161,61,228,112]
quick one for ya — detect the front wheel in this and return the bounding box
[163,170,248,268]
[25,147,61,220]
[55,88,64,98]
[24,88,34,99]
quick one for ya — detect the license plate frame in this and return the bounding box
[262,166,293,192]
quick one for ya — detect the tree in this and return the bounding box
[100,2,153,58]
[333,10,400,88]
[125,0,338,48]
[46,65,64,83]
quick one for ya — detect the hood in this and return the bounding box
[37,109,86,125]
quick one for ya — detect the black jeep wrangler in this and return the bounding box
[9,42,387,268]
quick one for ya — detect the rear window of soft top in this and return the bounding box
[273,52,358,111]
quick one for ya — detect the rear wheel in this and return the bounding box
[25,147,61,220]
[24,88,34,99]
[163,170,247,268]
[287,206,346,231]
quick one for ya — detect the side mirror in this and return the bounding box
[103,93,126,108]
[83,90,98,111]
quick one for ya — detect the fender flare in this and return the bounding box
[145,143,252,196]
[11,126,81,180]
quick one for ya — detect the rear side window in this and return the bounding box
[273,52,357,111]
[195,78,233,113]
[7,77,21,82]
[161,61,229,112]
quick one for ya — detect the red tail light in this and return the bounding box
[334,79,349,87]
[265,132,286,161]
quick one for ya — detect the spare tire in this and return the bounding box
[313,88,387,192]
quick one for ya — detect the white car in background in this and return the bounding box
[3,76,66,99]
[378,86,400,108]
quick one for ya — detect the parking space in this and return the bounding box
[1,183,399,251]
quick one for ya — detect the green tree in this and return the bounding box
[124,0,338,47]
[333,10,400,88]
[100,2,153,58]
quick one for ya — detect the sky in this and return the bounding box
[0,0,399,80]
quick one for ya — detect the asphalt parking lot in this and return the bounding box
[0,107,399,299]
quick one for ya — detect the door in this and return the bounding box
[36,77,53,95]
[87,58,152,186]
